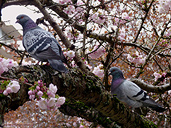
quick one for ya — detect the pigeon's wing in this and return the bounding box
[23,28,53,54]
[35,28,67,63]
[23,28,67,63]
[123,80,146,101]
[50,38,67,63]
[123,80,166,112]
[35,47,63,60]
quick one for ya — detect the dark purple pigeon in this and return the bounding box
[16,14,68,73]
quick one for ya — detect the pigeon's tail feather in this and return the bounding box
[142,98,166,112]
[48,59,68,73]
[149,105,166,112]
[61,55,68,64]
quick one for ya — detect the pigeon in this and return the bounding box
[109,67,166,112]
[16,14,68,73]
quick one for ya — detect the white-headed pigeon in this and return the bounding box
[109,67,166,112]
[16,14,68,73]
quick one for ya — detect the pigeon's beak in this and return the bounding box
[108,72,111,76]
[16,19,19,23]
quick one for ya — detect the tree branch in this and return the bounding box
[131,78,171,93]
[0,65,157,127]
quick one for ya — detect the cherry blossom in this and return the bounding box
[28,90,33,95]
[37,96,63,110]
[92,64,104,78]
[90,13,106,24]
[6,87,12,94]
[157,0,171,13]
[56,97,66,107]
[118,27,126,41]
[3,90,8,96]
[88,45,105,59]
[47,91,56,98]
[48,97,58,108]
[37,98,48,110]
[36,85,40,90]
[64,5,75,15]
[0,65,5,76]
[168,90,171,95]
[127,51,146,65]
[122,12,130,20]
[79,125,84,128]
[37,91,43,97]
[0,57,18,75]
[29,95,35,100]
[153,72,162,81]
[7,81,20,93]
[28,81,66,110]
[66,50,75,58]
[49,83,58,94]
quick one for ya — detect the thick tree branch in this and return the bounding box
[59,99,118,128]
[131,78,171,93]
[0,65,157,127]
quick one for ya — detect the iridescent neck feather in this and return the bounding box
[22,19,38,35]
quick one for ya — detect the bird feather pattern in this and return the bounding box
[16,14,68,73]
[109,67,166,112]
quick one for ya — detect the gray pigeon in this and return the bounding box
[16,14,68,73]
[109,67,166,112]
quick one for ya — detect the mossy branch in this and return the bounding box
[0,65,157,127]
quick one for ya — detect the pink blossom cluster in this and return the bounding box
[66,29,82,40]
[55,0,85,23]
[158,39,169,47]
[90,13,106,24]
[82,57,93,70]
[118,27,126,41]
[122,12,130,20]
[66,50,75,59]
[92,64,104,78]
[127,51,146,64]
[64,5,75,15]
[153,72,167,81]
[28,80,65,110]
[157,0,171,13]
[0,57,18,76]
[88,45,105,59]
[3,80,20,96]
[64,50,76,67]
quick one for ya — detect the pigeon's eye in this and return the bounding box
[20,16,24,19]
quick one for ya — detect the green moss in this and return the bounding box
[82,74,86,77]
[137,115,157,128]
